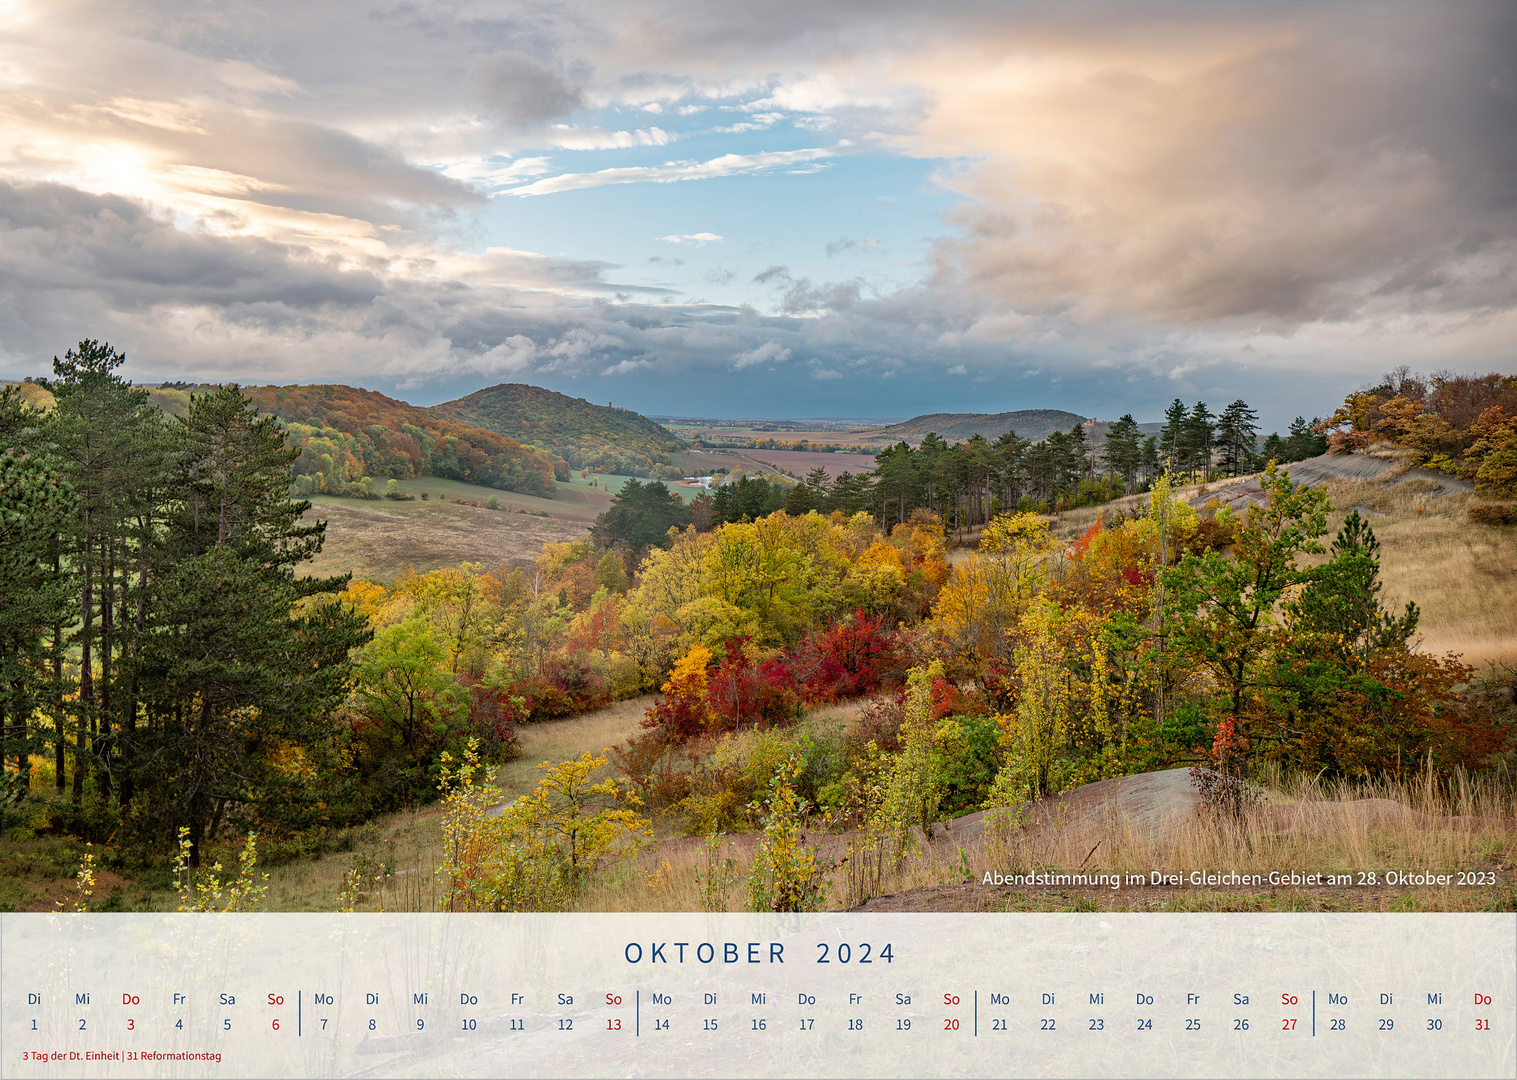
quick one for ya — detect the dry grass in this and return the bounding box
[301,495,588,582]
[580,761,1517,914]
[245,696,655,912]
[496,695,653,801]
[1042,468,1517,669]
[1316,479,1517,668]
[856,766,1515,913]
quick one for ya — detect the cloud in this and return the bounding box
[0,0,1512,427]
[500,145,847,196]
[467,51,585,126]
[825,237,882,256]
[658,233,724,246]
[902,6,1517,329]
[731,341,792,369]
[547,125,674,149]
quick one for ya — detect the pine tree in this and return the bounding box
[1101,414,1142,488]
[0,452,76,778]
[1158,399,1188,471]
[1182,402,1216,480]
[130,386,366,863]
[1216,399,1260,476]
[40,341,170,802]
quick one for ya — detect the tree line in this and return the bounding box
[598,398,1327,550]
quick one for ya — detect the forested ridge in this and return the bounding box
[246,384,556,499]
[427,382,687,480]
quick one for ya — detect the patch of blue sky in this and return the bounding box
[470,122,962,310]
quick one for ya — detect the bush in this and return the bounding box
[706,638,801,732]
[521,654,611,722]
[792,612,902,704]
[935,713,1003,816]
[1468,504,1515,527]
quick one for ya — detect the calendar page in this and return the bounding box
[3,913,1512,1078]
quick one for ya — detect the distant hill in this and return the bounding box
[244,384,555,499]
[864,409,1090,444]
[428,383,686,478]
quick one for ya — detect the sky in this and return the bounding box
[1,1,1514,430]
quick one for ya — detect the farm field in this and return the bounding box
[737,447,881,479]
[559,473,702,503]
[302,494,589,582]
[388,476,608,519]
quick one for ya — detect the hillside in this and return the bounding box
[428,383,686,478]
[243,384,556,499]
[864,408,1089,444]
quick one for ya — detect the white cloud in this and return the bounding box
[602,357,653,375]
[547,125,673,150]
[658,232,724,246]
[501,144,848,197]
[439,156,554,187]
[732,340,791,369]
[946,364,967,375]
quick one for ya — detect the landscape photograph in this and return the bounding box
[1,0,1515,920]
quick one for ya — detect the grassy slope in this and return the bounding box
[303,494,590,582]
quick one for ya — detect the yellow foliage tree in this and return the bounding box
[931,512,1060,688]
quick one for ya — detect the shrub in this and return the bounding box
[521,654,611,722]
[745,768,829,912]
[705,638,801,732]
[792,611,901,703]
[1468,504,1514,527]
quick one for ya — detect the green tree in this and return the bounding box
[593,479,691,549]
[355,618,468,762]
[1216,399,1259,476]
[1284,511,1418,660]
[40,340,170,803]
[1162,462,1330,721]
[1101,414,1142,488]
[130,386,365,862]
[1183,401,1216,479]
[0,452,76,778]
[1158,398,1189,471]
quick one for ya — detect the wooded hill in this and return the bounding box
[427,383,687,478]
[244,384,556,498]
[864,409,1090,444]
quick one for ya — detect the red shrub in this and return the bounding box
[459,676,523,760]
[520,654,610,722]
[706,638,801,732]
[792,611,902,704]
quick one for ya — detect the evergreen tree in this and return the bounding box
[1285,511,1419,659]
[1101,414,1142,488]
[1182,401,1216,479]
[130,386,365,863]
[1284,416,1328,461]
[592,478,691,549]
[1216,399,1260,476]
[1158,399,1188,471]
[1140,437,1160,487]
[39,341,170,802]
[0,452,76,778]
